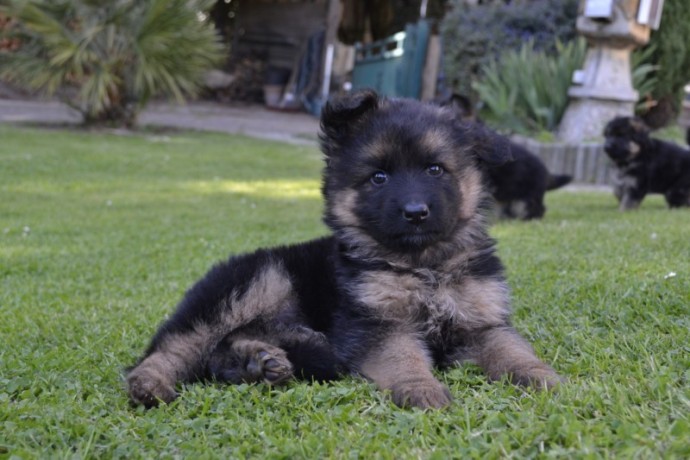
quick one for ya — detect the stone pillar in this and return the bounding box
[558,0,652,142]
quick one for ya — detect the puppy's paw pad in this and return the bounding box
[247,348,293,385]
[390,381,452,409]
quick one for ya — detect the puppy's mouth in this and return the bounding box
[390,227,442,249]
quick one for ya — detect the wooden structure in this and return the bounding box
[512,136,612,185]
[220,0,440,109]
[223,0,341,111]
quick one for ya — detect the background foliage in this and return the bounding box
[0,0,224,127]
[633,0,690,128]
[442,0,690,133]
[472,38,586,135]
[440,0,579,102]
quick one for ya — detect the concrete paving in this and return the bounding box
[0,98,321,145]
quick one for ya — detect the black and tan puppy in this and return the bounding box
[126,90,561,410]
[486,142,572,220]
[443,94,571,220]
[604,116,690,210]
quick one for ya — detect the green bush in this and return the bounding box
[472,38,586,135]
[632,0,690,128]
[440,0,578,100]
[0,0,224,127]
[631,43,659,114]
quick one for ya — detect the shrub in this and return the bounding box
[472,38,586,135]
[440,0,579,100]
[631,43,659,114]
[632,0,690,128]
[0,0,224,127]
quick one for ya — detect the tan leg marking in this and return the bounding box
[128,262,295,406]
[475,326,562,390]
[127,323,214,407]
[221,262,296,329]
[360,333,452,409]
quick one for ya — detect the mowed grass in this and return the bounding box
[1,124,688,459]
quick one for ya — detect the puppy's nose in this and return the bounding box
[402,203,430,224]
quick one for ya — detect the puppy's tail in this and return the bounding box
[546,174,572,191]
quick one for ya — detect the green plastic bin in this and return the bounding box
[351,20,429,99]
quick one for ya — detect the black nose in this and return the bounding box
[402,203,430,224]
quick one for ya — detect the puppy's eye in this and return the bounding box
[371,171,388,185]
[427,164,444,177]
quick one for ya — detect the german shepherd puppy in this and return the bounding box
[126,90,561,410]
[604,116,690,210]
[442,94,572,220]
[486,142,572,220]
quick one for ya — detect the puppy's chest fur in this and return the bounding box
[352,267,508,337]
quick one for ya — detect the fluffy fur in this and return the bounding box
[442,94,572,220]
[603,116,690,210]
[126,90,561,410]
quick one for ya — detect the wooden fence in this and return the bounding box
[510,136,613,185]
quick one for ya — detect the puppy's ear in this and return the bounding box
[629,117,650,135]
[319,89,380,154]
[443,93,476,122]
[469,124,513,166]
[628,117,653,150]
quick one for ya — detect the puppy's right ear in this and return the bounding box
[470,123,513,167]
[629,116,650,135]
[319,89,380,154]
[442,93,476,122]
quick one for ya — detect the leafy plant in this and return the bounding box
[631,43,659,114]
[631,0,690,127]
[472,38,586,135]
[0,0,224,127]
[441,0,579,100]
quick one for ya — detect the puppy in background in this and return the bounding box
[603,116,690,210]
[443,94,572,220]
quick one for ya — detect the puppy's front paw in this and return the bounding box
[127,368,177,408]
[512,365,564,390]
[390,379,452,409]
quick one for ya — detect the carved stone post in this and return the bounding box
[558,0,662,142]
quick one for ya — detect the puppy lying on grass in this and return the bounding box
[126,90,562,410]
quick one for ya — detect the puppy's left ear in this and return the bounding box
[470,124,513,166]
[319,89,380,155]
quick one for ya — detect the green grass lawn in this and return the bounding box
[1,124,688,459]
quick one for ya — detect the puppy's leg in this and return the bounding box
[616,178,646,210]
[207,338,294,385]
[127,325,215,407]
[664,187,690,208]
[359,333,452,409]
[127,262,295,407]
[619,192,643,211]
[471,326,562,389]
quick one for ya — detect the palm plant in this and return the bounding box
[0,0,224,127]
